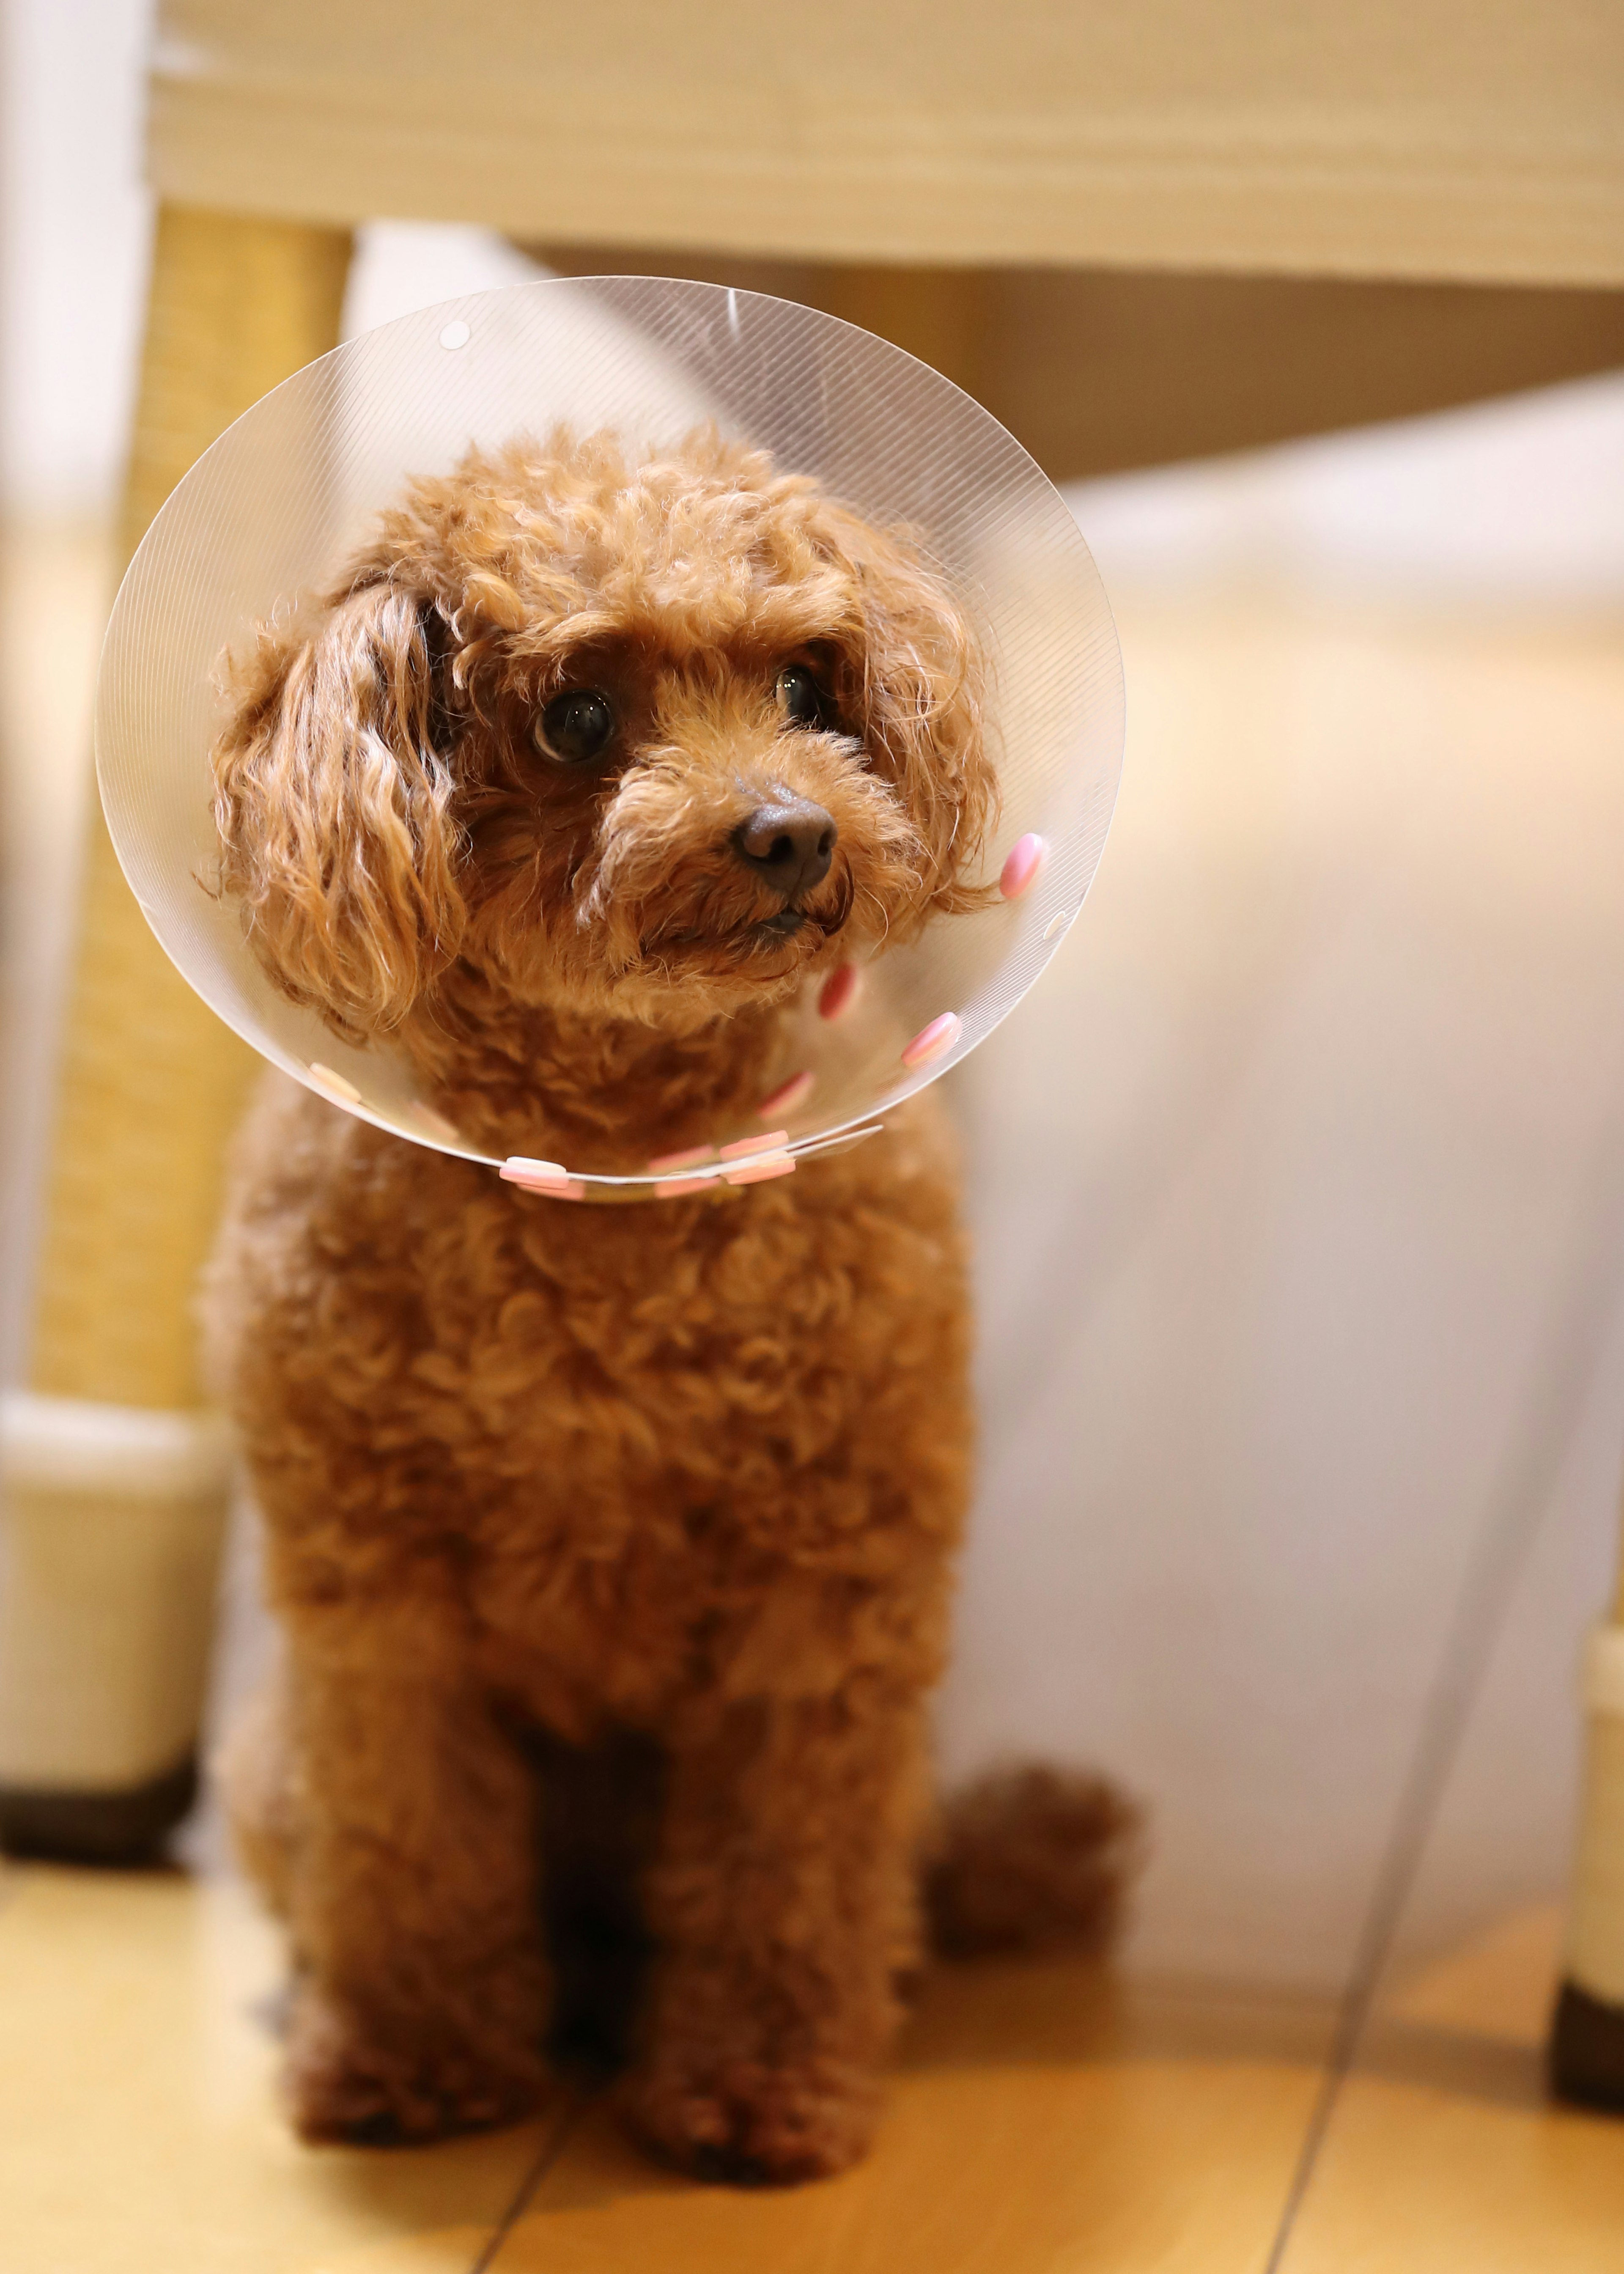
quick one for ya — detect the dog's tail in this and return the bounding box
[924,1764,1145,1960]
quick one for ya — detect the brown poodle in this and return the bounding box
[204,427,1132,2182]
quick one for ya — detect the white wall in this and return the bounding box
[1071,368,1624,614]
[0,0,154,520]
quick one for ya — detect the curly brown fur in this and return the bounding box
[205,428,1126,2183]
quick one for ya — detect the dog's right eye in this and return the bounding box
[775,665,827,730]
[535,689,616,765]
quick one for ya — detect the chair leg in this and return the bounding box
[0,207,351,1861]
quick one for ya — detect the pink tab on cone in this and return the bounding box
[999,832,1048,901]
[654,1176,714,1198]
[719,1129,789,1161]
[817,964,861,1022]
[500,1157,586,1200]
[757,1070,814,1120]
[723,1152,796,1186]
[901,1013,962,1070]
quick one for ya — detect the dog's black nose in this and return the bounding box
[732,798,837,901]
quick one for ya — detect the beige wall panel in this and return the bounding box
[150,1,1624,286]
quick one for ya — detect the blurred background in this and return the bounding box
[3,0,1624,2014]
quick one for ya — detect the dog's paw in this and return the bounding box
[620,2050,880,2184]
[285,1987,546,2144]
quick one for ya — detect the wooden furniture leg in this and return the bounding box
[0,207,350,1859]
[1552,1533,1624,2109]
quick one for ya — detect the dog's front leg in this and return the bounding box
[278,1616,551,2143]
[624,1681,930,2183]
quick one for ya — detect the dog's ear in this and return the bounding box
[812,503,998,914]
[211,580,466,1038]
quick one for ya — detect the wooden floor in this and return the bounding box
[1,1859,1620,2272]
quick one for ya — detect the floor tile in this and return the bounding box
[0,1861,552,2274]
[1281,1908,1624,2272]
[3,1869,1613,2269]
[489,1960,1333,2273]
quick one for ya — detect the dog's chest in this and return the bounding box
[448,1147,958,1483]
[416,1137,971,1700]
[227,1097,971,1721]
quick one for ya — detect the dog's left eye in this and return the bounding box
[535,689,616,765]
[775,665,827,730]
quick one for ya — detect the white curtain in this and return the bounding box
[944,376,1624,1990]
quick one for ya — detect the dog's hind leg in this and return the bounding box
[276,1614,551,2144]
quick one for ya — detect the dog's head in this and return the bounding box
[212,428,996,1046]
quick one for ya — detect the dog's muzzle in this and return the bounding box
[730,797,837,905]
